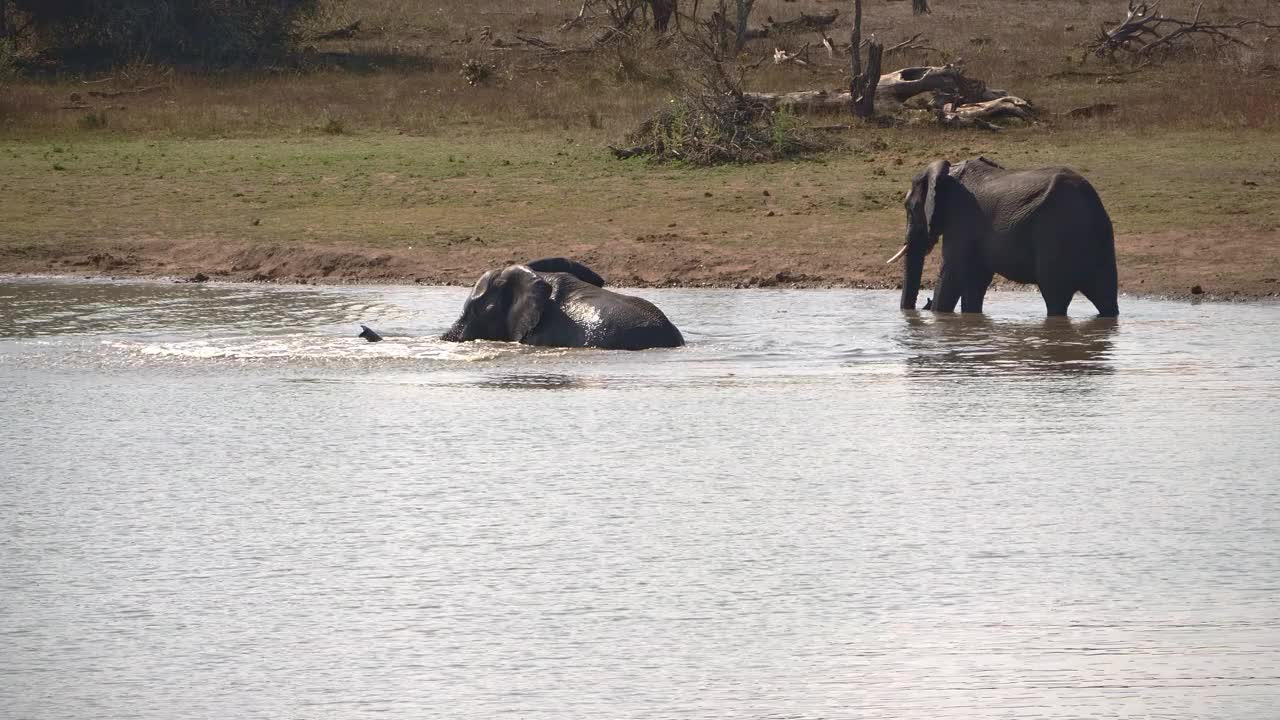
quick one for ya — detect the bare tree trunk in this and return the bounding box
[912,0,931,16]
[651,0,677,31]
[849,0,883,118]
[711,1,729,52]
[0,1,8,39]
[850,0,861,85]
[734,0,756,51]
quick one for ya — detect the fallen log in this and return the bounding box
[877,64,1004,103]
[1066,102,1118,118]
[937,110,1002,131]
[741,64,1008,112]
[742,89,1033,122]
[315,19,361,41]
[609,145,650,159]
[942,96,1034,121]
[742,89,851,113]
[86,85,165,99]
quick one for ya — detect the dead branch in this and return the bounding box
[561,0,593,31]
[315,19,361,41]
[86,85,166,98]
[1066,102,1119,118]
[514,33,559,51]
[765,10,840,33]
[937,109,1002,131]
[773,44,812,65]
[1090,1,1280,60]
[609,144,650,159]
[942,96,1035,121]
[818,31,836,57]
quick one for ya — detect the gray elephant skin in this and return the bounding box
[441,258,684,350]
[891,157,1119,317]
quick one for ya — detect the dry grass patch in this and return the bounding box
[2,0,1277,137]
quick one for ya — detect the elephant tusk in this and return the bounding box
[885,245,908,264]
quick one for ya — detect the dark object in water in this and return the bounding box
[922,297,934,310]
[358,325,383,342]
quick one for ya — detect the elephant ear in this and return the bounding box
[923,159,952,238]
[502,265,552,342]
[469,269,497,300]
[524,257,606,287]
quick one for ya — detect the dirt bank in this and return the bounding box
[4,230,1277,301]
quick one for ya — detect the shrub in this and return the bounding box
[321,114,344,135]
[0,38,17,78]
[10,0,321,66]
[460,58,494,87]
[78,110,108,129]
[620,90,836,165]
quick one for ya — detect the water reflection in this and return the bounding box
[899,313,1119,378]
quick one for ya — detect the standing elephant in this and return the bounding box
[888,157,1119,317]
[441,257,685,350]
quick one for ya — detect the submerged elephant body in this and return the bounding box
[894,157,1119,317]
[442,258,684,350]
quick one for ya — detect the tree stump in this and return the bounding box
[849,0,883,118]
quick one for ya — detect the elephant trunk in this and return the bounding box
[900,251,925,310]
[441,320,466,342]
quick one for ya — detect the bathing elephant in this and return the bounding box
[888,157,1119,317]
[441,257,685,350]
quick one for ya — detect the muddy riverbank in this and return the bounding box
[3,230,1277,301]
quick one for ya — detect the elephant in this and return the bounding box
[888,157,1119,317]
[440,257,685,350]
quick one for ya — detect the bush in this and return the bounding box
[619,90,837,165]
[0,38,17,78]
[10,0,321,66]
[78,110,108,129]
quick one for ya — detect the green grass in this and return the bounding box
[2,126,1276,256]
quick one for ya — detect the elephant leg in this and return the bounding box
[961,269,995,313]
[1079,267,1119,318]
[1038,280,1074,316]
[1035,243,1076,316]
[931,259,962,312]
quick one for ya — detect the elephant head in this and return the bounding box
[890,159,951,310]
[441,265,551,343]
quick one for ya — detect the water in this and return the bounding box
[2,277,1278,719]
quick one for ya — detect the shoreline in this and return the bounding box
[3,241,1275,303]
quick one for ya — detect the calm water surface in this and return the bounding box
[2,278,1278,719]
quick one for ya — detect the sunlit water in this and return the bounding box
[2,277,1278,720]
